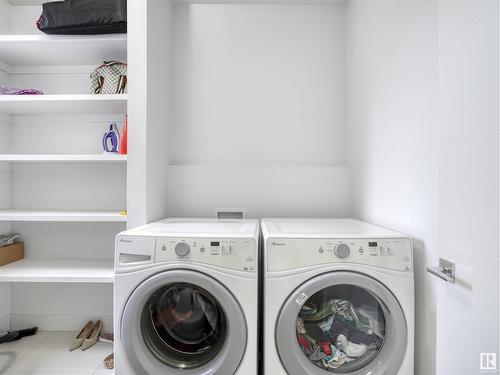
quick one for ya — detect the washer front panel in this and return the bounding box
[120,269,247,375]
[156,237,257,272]
[275,271,407,375]
[267,238,412,272]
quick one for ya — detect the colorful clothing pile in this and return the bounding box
[296,298,385,371]
[0,85,43,95]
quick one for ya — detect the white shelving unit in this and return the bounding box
[0,0,128,349]
[0,154,127,162]
[0,210,127,222]
[0,94,127,115]
[0,34,127,66]
[0,258,114,283]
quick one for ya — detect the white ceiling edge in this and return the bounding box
[8,0,347,6]
[173,0,347,5]
[7,0,57,5]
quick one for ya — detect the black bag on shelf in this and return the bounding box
[37,0,127,35]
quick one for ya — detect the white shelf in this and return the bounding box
[0,34,126,66]
[0,94,127,115]
[0,258,114,283]
[0,154,127,162]
[0,210,127,222]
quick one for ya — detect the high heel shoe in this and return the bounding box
[69,321,93,351]
[103,353,114,369]
[82,320,101,351]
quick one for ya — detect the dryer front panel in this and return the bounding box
[120,269,247,375]
[267,238,413,272]
[275,271,407,375]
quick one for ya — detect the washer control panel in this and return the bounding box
[267,238,413,272]
[156,237,257,272]
[334,243,350,259]
[174,242,191,257]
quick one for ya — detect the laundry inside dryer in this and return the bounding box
[296,284,386,372]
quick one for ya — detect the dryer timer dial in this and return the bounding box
[334,243,350,259]
[175,242,190,257]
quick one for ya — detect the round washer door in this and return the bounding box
[276,271,407,375]
[121,269,247,375]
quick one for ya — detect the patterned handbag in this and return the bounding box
[90,61,127,94]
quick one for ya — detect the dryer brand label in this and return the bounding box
[296,293,308,306]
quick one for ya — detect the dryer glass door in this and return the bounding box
[121,270,247,375]
[296,284,385,372]
[141,282,226,369]
[276,271,407,375]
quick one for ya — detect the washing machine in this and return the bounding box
[114,218,259,375]
[261,218,414,375]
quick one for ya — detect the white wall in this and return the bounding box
[171,3,346,166]
[436,1,499,373]
[0,0,11,34]
[346,1,439,374]
[127,0,172,228]
[0,54,11,330]
[167,164,350,217]
[10,283,113,332]
[10,5,43,35]
[168,2,350,218]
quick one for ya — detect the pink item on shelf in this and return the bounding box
[118,115,128,155]
[0,85,44,95]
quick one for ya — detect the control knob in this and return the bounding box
[335,243,350,259]
[175,242,190,257]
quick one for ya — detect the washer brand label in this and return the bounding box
[296,293,308,306]
[271,241,287,246]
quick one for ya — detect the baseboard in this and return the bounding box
[0,313,11,330]
[10,313,113,333]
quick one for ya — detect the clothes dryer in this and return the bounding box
[261,218,414,375]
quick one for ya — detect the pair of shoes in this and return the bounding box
[103,353,114,369]
[0,327,38,344]
[69,320,102,351]
[0,331,19,343]
[99,333,113,344]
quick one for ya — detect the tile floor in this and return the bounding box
[0,331,113,375]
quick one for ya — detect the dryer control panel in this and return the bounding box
[267,238,413,272]
[156,237,257,272]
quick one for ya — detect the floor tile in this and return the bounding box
[0,331,112,375]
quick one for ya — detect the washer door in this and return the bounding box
[121,269,247,375]
[276,271,407,375]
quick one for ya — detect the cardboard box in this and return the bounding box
[0,242,24,266]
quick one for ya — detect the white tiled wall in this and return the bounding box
[439,134,499,258]
[436,1,499,374]
[346,1,439,374]
[436,337,479,375]
[439,9,499,144]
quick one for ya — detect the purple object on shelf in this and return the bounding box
[0,85,44,95]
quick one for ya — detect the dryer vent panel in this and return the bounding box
[215,208,246,219]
